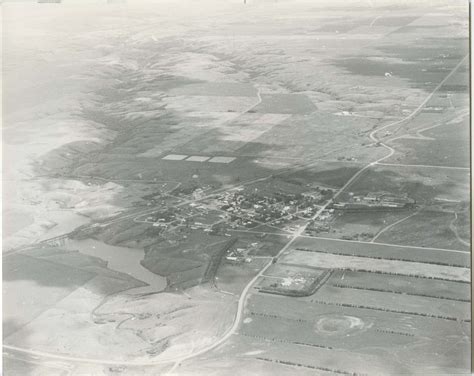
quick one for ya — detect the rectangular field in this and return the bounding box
[281,249,469,282]
[312,284,469,321]
[242,293,470,373]
[253,94,317,114]
[240,312,414,351]
[375,210,470,251]
[293,236,470,267]
[327,270,470,301]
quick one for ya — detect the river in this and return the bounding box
[65,238,167,294]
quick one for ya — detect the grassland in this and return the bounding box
[384,112,469,168]
[375,209,470,251]
[340,165,469,204]
[4,246,236,363]
[321,209,415,241]
[3,1,470,375]
[215,258,270,296]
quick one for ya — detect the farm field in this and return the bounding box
[385,117,469,168]
[233,293,470,374]
[327,270,470,302]
[216,257,270,296]
[4,246,236,362]
[375,209,470,251]
[233,233,289,257]
[292,236,470,267]
[225,294,469,374]
[313,284,469,320]
[321,209,416,241]
[340,164,470,205]
[2,1,470,375]
[281,248,469,282]
[222,228,470,374]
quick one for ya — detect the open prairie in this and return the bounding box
[2,0,469,375]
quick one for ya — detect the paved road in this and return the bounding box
[229,228,470,254]
[172,52,471,363]
[4,55,470,370]
[167,55,470,372]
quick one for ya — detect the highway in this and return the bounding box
[228,228,470,254]
[168,52,471,370]
[167,52,470,373]
[3,54,470,372]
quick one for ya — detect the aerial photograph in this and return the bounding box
[2,0,471,375]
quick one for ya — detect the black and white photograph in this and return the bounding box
[2,0,471,375]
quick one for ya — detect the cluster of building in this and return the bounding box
[305,209,335,235]
[146,206,216,233]
[225,242,259,263]
[146,209,179,227]
[331,192,416,211]
[207,188,324,227]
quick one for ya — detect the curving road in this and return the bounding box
[4,55,469,371]
[167,52,470,372]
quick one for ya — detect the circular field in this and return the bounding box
[315,315,367,336]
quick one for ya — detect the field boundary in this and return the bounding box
[294,247,469,268]
[330,283,471,303]
[309,299,469,322]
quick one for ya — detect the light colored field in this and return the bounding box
[4,208,91,251]
[257,113,291,124]
[208,156,236,163]
[161,154,236,164]
[3,354,69,376]
[253,94,316,114]
[350,26,400,35]
[219,122,276,143]
[185,155,210,162]
[282,250,470,282]
[3,254,95,338]
[233,326,408,375]
[3,1,469,375]
[2,207,34,238]
[174,345,323,376]
[263,263,325,279]
[5,279,236,363]
[162,154,188,160]
[293,236,470,267]
[328,270,470,301]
